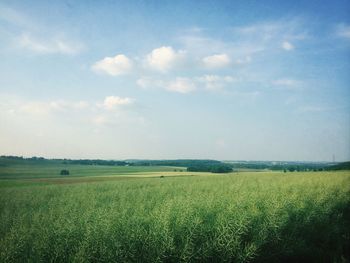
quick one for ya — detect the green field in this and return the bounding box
[0,164,349,262]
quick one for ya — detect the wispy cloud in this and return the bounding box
[0,6,84,55]
[235,55,252,64]
[297,106,327,113]
[5,96,135,116]
[196,75,235,91]
[18,33,84,55]
[0,6,34,29]
[335,23,350,39]
[136,77,164,89]
[174,17,307,71]
[18,100,90,115]
[282,41,294,51]
[272,78,302,90]
[1,96,141,129]
[233,18,308,41]
[202,53,230,69]
[136,75,237,93]
[137,76,199,94]
[166,77,196,93]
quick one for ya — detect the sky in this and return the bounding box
[0,0,349,161]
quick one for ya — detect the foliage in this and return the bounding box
[225,160,350,172]
[187,164,233,173]
[60,170,70,176]
[62,159,127,166]
[325,161,350,170]
[129,159,223,167]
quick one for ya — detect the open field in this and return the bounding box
[0,164,349,262]
[0,162,187,179]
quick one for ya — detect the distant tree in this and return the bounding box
[288,167,296,172]
[283,169,287,173]
[187,164,232,173]
[60,169,70,175]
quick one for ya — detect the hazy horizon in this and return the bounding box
[1,1,349,162]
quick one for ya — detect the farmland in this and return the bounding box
[0,161,349,262]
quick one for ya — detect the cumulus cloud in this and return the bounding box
[282,41,294,51]
[101,96,134,110]
[202,53,230,68]
[18,33,83,55]
[92,54,133,76]
[146,46,185,72]
[166,77,196,93]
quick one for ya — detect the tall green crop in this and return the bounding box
[0,171,349,262]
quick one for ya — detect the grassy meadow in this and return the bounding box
[0,163,349,262]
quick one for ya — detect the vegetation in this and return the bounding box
[3,156,349,174]
[0,163,349,262]
[128,159,222,167]
[60,169,70,176]
[187,164,233,173]
[325,161,350,171]
[225,160,350,172]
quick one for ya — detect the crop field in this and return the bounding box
[0,164,349,262]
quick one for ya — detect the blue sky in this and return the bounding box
[0,0,349,161]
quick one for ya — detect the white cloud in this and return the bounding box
[234,19,307,41]
[282,41,294,51]
[335,23,350,39]
[0,6,30,27]
[166,77,196,93]
[196,75,235,90]
[74,101,89,110]
[135,75,236,93]
[272,78,301,89]
[19,102,52,115]
[92,115,110,125]
[136,77,152,89]
[202,53,230,68]
[18,33,83,55]
[146,46,185,72]
[17,100,90,115]
[102,96,134,110]
[92,54,133,76]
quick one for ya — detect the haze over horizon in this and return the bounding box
[0,0,349,162]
